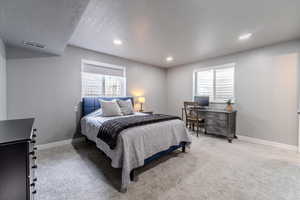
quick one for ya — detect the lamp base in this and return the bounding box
[139,103,143,112]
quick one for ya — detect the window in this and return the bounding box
[194,64,235,103]
[81,60,126,97]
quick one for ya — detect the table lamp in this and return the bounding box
[137,96,145,112]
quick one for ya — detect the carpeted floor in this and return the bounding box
[36,134,300,200]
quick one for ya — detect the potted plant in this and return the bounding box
[226,99,233,112]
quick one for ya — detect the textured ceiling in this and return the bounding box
[70,0,300,67]
[0,0,90,55]
[1,0,299,66]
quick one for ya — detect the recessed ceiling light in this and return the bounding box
[113,39,123,45]
[239,33,252,41]
[166,56,174,62]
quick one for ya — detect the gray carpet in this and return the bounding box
[36,134,300,200]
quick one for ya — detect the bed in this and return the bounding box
[80,96,191,192]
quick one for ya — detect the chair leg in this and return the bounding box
[196,123,199,137]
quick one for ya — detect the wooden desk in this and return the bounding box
[182,107,237,142]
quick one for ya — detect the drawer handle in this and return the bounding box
[32,165,38,169]
[31,140,36,144]
[32,190,37,194]
[33,178,37,182]
[29,151,35,156]
[32,156,37,160]
[30,183,35,187]
[34,147,38,151]
[32,134,37,138]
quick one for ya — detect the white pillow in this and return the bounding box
[117,99,134,115]
[99,100,123,117]
[87,108,103,117]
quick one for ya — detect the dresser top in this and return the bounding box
[185,107,237,113]
[0,118,35,145]
[197,108,237,113]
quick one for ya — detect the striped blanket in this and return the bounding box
[97,114,181,149]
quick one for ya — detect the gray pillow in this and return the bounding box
[117,99,134,115]
[99,100,123,117]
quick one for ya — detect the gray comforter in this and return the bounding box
[81,110,191,192]
[97,114,181,149]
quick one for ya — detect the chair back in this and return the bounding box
[183,101,199,120]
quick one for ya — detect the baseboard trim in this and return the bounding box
[37,135,297,152]
[37,137,85,150]
[237,135,298,151]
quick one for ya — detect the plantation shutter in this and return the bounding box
[215,67,234,102]
[81,62,125,97]
[195,69,214,100]
[195,64,235,102]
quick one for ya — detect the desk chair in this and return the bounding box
[183,101,205,137]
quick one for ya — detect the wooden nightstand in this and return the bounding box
[141,111,153,114]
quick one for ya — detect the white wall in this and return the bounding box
[0,38,7,120]
[167,40,300,146]
[7,45,167,144]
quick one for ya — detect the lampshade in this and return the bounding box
[137,96,145,103]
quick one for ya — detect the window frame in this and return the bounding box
[81,59,127,97]
[193,63,236,104]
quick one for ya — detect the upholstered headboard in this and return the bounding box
[82,96,134,116]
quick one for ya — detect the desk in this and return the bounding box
[182,107,237,142]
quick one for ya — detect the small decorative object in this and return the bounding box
[226,99,233,112]
[137,96,146,112]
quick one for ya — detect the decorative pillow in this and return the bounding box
[99,100,123,117]
[117,99,134,115]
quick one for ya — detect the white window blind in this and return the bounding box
[81,61,126,97]
[194,64,235,103]
[196,69,214,98]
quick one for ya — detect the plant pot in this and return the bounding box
[226,104,233,112]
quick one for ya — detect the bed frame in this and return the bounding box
[82,96,186,190]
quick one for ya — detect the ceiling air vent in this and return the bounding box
[23,41,46,49]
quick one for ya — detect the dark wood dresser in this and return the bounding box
[0,118,37,200]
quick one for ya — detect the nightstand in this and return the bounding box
[141,111,153,114]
